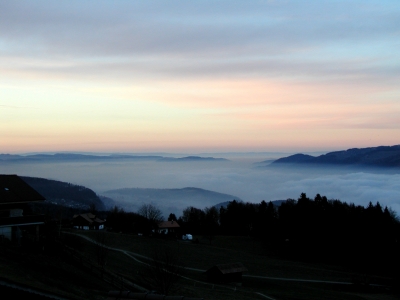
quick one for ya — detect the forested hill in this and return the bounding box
[21,176,105,210]
[178,194,400,275]
[102,187,241,216]
[271,145,400,167]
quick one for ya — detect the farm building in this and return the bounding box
[205,262,248,283]
[0,174,46,244]
[157,220,180,235]
[73,212,105,230]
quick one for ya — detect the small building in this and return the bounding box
[157,220,180,235]
[205,262,248,284]
[73,213,105,230]
[0,174,46,244]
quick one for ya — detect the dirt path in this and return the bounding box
[68,232,281,299]
[73,233,356,285]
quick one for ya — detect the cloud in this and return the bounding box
[2,1,399,55]
[1,1,400,152]
[1,1,399,82]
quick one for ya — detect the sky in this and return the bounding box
[1,1,400,153]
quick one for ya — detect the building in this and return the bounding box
[0,174,46,244]
[157,220,180,235]
[73,213,105,230]
[205,262,248,284]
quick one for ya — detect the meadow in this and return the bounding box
[70,230,397,300]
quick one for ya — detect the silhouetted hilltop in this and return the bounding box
[271,145,400,167]
[21,176,105,210]
[102,187,241,216]
[0,153,228,163]
[158,156,229,162]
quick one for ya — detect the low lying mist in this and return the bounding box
[1,154,399,216]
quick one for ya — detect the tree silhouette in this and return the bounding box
[138,204,163,225]
[168,213,177,222]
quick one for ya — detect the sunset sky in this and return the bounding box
[1,1,399,153]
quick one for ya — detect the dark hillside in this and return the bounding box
[21,176,105,211]
[102,187,241,215]
[271,145,400,167]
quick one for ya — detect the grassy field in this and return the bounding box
[69,231,399,300]
[0,240,114,299]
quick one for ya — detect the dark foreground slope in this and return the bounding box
[271,145,400,167]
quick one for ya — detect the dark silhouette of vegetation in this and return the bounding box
[203,206,219,245]
[168,213,177,221]
[180,206,205,235]
[22,176,105,210]
[179,194,400,280]
[272,194,400,271]
[137,204,164,226]
[106,206,152,234]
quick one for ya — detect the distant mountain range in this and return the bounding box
[19,175,242,217]
[101,187,241,216]
[18,175,291,218]
[0,153,228,163]
[157,156,228,162]
[269,145,400,167]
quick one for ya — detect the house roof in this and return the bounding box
[107,291,203,300]
[206,262,248,275]
[73,213,105,224]
[0,175,45,205]
[158,220,180,229]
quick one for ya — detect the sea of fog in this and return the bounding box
[1,153,400,215]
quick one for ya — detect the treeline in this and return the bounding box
[105,206,154,234]
[46,191,399,276]
[178,194,400,275]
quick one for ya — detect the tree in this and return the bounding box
[138,204,163,225]
[107,206,152,234]
[203,206,219,244]
[181,206,205,234]
[168,213,177,222]
[219,200,247,235]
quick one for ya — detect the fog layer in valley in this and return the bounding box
[1,153,399,216]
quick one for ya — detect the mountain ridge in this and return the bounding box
[101,187,242,217]
[21,176,105,210]
[270,145,400,167]
[0,153,228,163]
